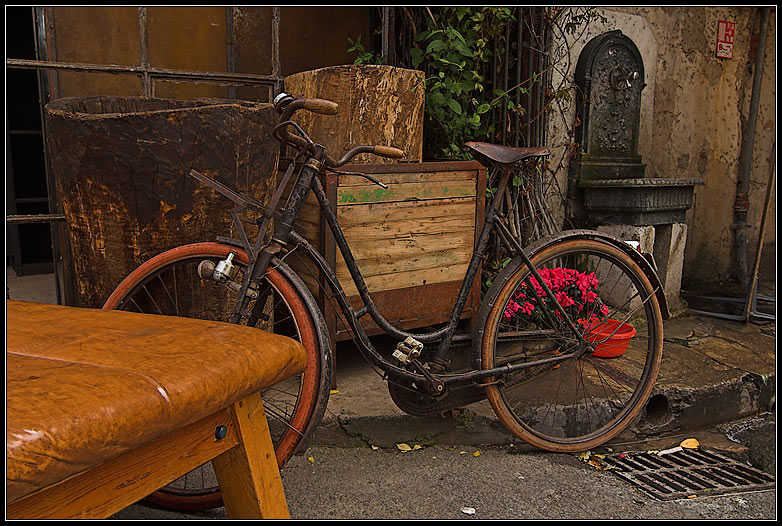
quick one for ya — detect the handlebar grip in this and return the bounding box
[302,98,339,115]
[373,145,405,159]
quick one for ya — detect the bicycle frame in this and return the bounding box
[194,143,588,395]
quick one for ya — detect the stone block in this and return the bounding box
[597,223,688,312]
[653,223,687,311]
[596,224,656,312]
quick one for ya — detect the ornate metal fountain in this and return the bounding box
[569,30,702,227]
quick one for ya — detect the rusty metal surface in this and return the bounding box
[6,58,281,88]
[44,96,279,307]
[6,214,66,224]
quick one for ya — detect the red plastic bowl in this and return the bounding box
[585,319,636,358]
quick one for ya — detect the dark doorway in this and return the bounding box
[6,6,53,275]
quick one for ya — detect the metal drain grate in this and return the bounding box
[604,448,775,500]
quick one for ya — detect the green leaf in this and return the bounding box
[410,47,424,67]
[414,30,431,42]
[447,99,462,114]
[426,39,447,54]
[453,40,473,57]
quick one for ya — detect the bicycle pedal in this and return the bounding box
[392,336,424,365]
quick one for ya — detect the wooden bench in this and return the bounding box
[6,300,306,519]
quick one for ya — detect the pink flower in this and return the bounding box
[555,291,575,307]
[504,267,608,324]
[504,300,521,320]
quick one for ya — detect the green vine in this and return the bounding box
[347,35,386,65]
[411,7,517,159]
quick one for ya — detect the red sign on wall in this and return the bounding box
[716,20,735,59]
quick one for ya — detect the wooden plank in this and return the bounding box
[336,279,479,341]
[337,180,475,206]
[336,169,475,187]
[337,197,475,227]
[341,160,485,176]
[7,408,237,519]
[339,259,472,297]
[284,65,425,163]
[213,393,290,519]
[339,212,476,243]
[339,228,476,263]
[336,246,471,283]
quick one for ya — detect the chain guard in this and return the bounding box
[387,376,487,416]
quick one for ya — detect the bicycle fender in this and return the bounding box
[471,229,670,370]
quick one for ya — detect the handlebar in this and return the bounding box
[272,92,405,167]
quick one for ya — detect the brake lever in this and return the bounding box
[330,169,388,189]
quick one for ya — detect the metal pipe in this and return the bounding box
[225,6,236,99]
[6,58,281,87]
[271,7,282,95]
[137,7,151,97]
[733,7,770,284]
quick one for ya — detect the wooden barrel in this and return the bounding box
[284,65,425,163]
[45,96,279,307]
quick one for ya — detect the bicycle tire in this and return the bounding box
[103,242,331,510]
[479,237,663,452]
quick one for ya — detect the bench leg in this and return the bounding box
[212,392,291,519]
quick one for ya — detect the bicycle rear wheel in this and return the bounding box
[103,242,331,510]
[480,237,663,452]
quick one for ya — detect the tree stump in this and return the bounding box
[45,96,279,308]
[284,65,425,163]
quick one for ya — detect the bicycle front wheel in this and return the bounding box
[103,242,331,510]
[480,237,663,452]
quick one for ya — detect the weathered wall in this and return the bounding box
[548,7,775,284]
[47,6,370,101]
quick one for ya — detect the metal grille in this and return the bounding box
[604,448,775,501]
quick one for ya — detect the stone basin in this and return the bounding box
[579,177,704,226]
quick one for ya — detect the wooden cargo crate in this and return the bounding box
[282,160,487,347]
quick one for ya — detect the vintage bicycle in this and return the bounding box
[104,93,668,510]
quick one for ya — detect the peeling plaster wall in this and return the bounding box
[549,7,775,284]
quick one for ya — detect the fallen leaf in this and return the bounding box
[473,450,481,457]
[371,445,379,450]
[575,450,616,470]
[413,444,423,450]
[397,443,412,452]
[687,494,697,499]
[461,507,476,515]
[680,438,700,449]
[307,456,314,463]
[657,446,682,456]
[330,389,339,394]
